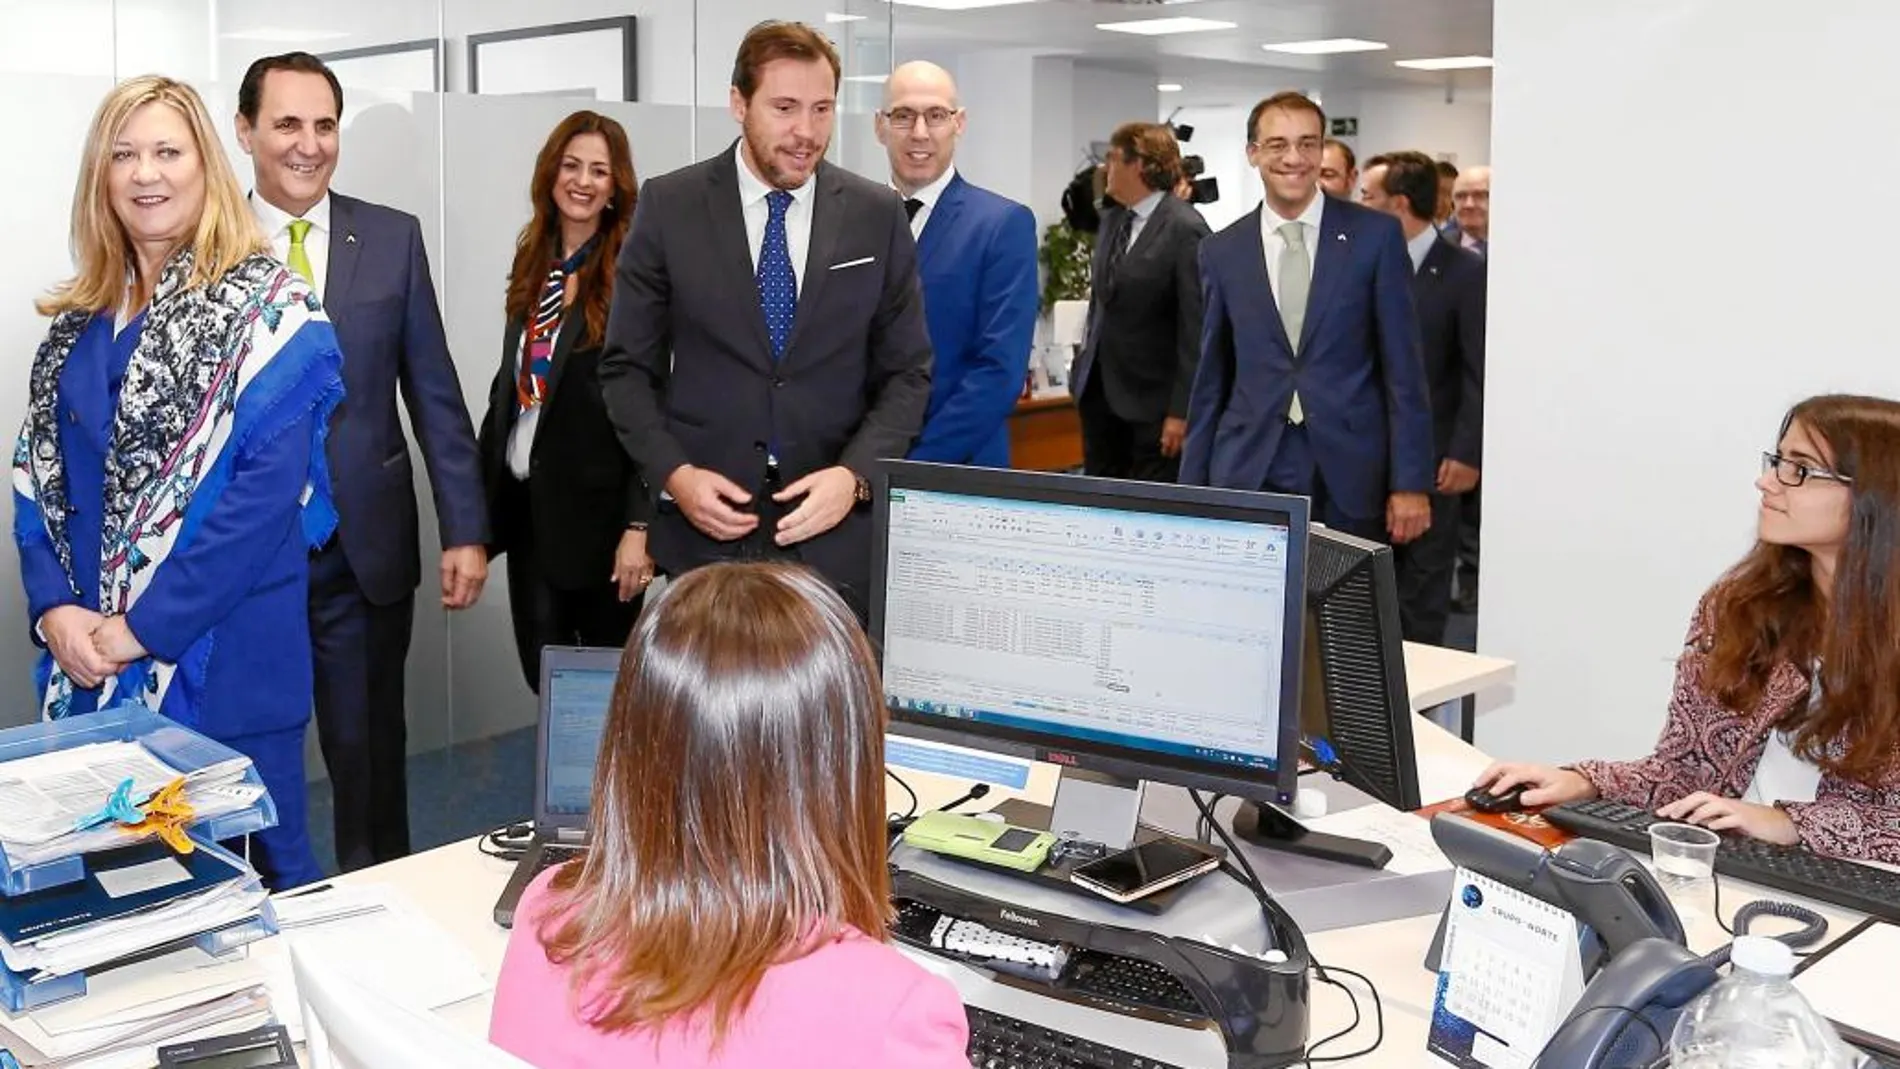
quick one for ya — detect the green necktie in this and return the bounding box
[1277,221,1309,424]
[286,218,314,287]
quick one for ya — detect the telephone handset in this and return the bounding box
[1534,937,1716,1068]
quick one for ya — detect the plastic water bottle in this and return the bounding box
[1669,935,1861,1068]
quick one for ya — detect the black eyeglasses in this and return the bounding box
[1762,452,1853,488]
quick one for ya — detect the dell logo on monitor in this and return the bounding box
[1047,752,1078,766]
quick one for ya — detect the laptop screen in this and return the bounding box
[543,664,617,818]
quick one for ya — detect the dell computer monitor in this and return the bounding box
[870,461,1309,825]
[1299,526,1421,812]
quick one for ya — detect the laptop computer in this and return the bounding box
[491,645,621,928]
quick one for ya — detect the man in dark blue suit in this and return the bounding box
[1180,91,1433,545]
[876,61,1038,468]
[236,54,488,871]
[1361,152,1485,643]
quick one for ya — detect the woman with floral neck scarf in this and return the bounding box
[14,76,344,888]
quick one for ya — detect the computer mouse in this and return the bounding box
[1464,784,1529,814]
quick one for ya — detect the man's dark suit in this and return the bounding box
[1393,236,1486,644]
[1068,194,1209,482]
[597,144,933,612]
[1180,197,1433,539]
[478,315,646,691]
[313,192,486,871]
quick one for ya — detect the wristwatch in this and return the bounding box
[853,474,872,504]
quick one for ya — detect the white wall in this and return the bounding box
[1479,0,1900,764]
[1345,87,1491,170]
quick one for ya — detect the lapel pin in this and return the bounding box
[1336,233,1348,242]
[345,233,357,245]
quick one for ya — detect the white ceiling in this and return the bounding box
[862,0,1493,105]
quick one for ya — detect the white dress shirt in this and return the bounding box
[505,321,562,482]
[735,141,816,293]
[900,165,956,240]
[1124,190,1166,250]
[1406,222,1439,274]
[251,192,333,298]
[1258,191,1326,309]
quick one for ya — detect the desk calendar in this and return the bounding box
[1426,867,1586,1069]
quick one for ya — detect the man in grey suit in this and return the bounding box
[1069,121,1209,482]
[598,20,932,616]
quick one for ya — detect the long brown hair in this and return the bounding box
[504,111,636,347]
[1705,394,1900,781]
[537,563,893,1044]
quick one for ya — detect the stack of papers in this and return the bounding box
[0,945,271,1068]
[0,841,265,983]
[0,743,258,869]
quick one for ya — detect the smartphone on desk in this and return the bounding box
[1070,837,1221,904]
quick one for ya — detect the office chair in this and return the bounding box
[291,942,530,1069]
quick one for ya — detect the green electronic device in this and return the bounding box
[902,812,1057,872]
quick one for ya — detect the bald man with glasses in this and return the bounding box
[875,61,1038,468]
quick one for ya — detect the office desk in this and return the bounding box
[1007,393,1083,472]
[282,643,1515,1064]
[299,635,1879,1068]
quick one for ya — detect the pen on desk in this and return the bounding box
[276,882,332,899]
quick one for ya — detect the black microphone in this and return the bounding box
[935,783,992,813]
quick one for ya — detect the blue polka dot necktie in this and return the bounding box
[758,189,797,361]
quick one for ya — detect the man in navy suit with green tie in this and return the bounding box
[235,53,488,871]
[876,61,1038,468]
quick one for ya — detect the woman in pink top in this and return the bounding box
[1476,395,1900,862]
[489,562,969,1067]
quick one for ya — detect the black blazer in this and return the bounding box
[1412,237,1486,468]
[597,142,933,596]
[1070,194,1210,423]
[478,313,646,591]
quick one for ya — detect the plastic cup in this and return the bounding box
[1650,822,1720,891]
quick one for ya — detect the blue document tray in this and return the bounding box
[0,707,278,896]
[0,835,278,1014]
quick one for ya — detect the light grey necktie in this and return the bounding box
[1277,220,1309,424]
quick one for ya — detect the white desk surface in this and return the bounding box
[306,642,1874,1066]
[1403,641,1515,713]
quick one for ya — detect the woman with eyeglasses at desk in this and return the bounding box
[488,562,968,1068]
[1477,394,1900,863]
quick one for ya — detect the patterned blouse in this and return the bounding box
[1572,591,1900,864]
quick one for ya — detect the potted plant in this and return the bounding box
[1037,221,1093,314]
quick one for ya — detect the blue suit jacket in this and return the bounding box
[321,193,486,605]
[906,174,1039,468]
[1180,198,1433,519]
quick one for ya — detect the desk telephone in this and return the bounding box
[1427,815,1833,1069]
[1426,815,1686,980]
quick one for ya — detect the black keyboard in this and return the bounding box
[532,843,586,876]
[1543,799,1900,923]
[1064,951,1201,1016]
[965,1006,1184,1069]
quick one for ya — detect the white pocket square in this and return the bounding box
[829,256,875,271]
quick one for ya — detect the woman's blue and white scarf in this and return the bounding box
[13,247,344,719]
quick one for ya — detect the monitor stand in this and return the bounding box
[1229,799,1391,869]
